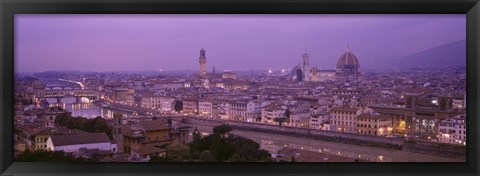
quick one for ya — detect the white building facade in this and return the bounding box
[438,115,466,145]
[46,133,117,153]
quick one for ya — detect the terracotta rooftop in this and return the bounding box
[136,120,171,131]
[356,113,390,120]
[330,106,361,113]
[50,133,111,146]
[132,146,167,156]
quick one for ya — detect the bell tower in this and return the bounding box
[199,48,207,75]
[302,50,310,81]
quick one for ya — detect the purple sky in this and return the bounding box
[15,14,465,72]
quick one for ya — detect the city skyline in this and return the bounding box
[16,14,465,72]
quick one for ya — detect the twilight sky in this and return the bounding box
[15,14,465,72]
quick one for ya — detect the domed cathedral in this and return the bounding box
[335,44,363,84]
[291,44,362,84]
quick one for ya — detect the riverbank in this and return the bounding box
[182,117,465,161]
[183,117,404,149]
[191,123,464,162]
[93,100,138,114]
[101,102,466,161]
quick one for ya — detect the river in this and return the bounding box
[190,123,464,162]
[45,98,463,162]
[46,97,127,119]
[41,78,463,162]
[46,98,464,162]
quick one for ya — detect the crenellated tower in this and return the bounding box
[199,48,207,75]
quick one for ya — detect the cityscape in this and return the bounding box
[14,15,466,162]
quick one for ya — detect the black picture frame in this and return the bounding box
[1,0,479,175]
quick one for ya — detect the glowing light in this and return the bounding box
[378,156,384,159]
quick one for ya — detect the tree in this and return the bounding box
[230,147,272,162]
[55,113,72,127]
[166,140,191,162]
[199,150,216,162]
[189,125,272,162]
[192,127,201,142]
[273,117,287,126]
[55,115,113,140]
[213,125,232,137]
[208,135,234,161]
[16,150,98,162]
[149,155,168,162]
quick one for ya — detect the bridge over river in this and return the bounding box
[45,89,100,102]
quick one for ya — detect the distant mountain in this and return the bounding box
[360,54,404,70]
[363,39,466,70]
[393,39,466,69]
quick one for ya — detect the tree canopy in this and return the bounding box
[55,114,113,139]
[212,125,232,136]
[189,125,272,162]
[151,125,272,162]
[16,150,98,162]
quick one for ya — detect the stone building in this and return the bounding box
[292,44,363,84]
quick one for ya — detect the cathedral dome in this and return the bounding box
[302,52,310,58]
[336,45,360,69]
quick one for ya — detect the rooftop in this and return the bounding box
[50,132,111,146]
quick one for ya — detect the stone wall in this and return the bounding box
[183,117,404,147]
[177,116,465,158]
[403,139,466,159]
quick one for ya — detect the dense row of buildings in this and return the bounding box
[14,105,190,161]
[13,46,467,162]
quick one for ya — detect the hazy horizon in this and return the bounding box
[15,14,466,73]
